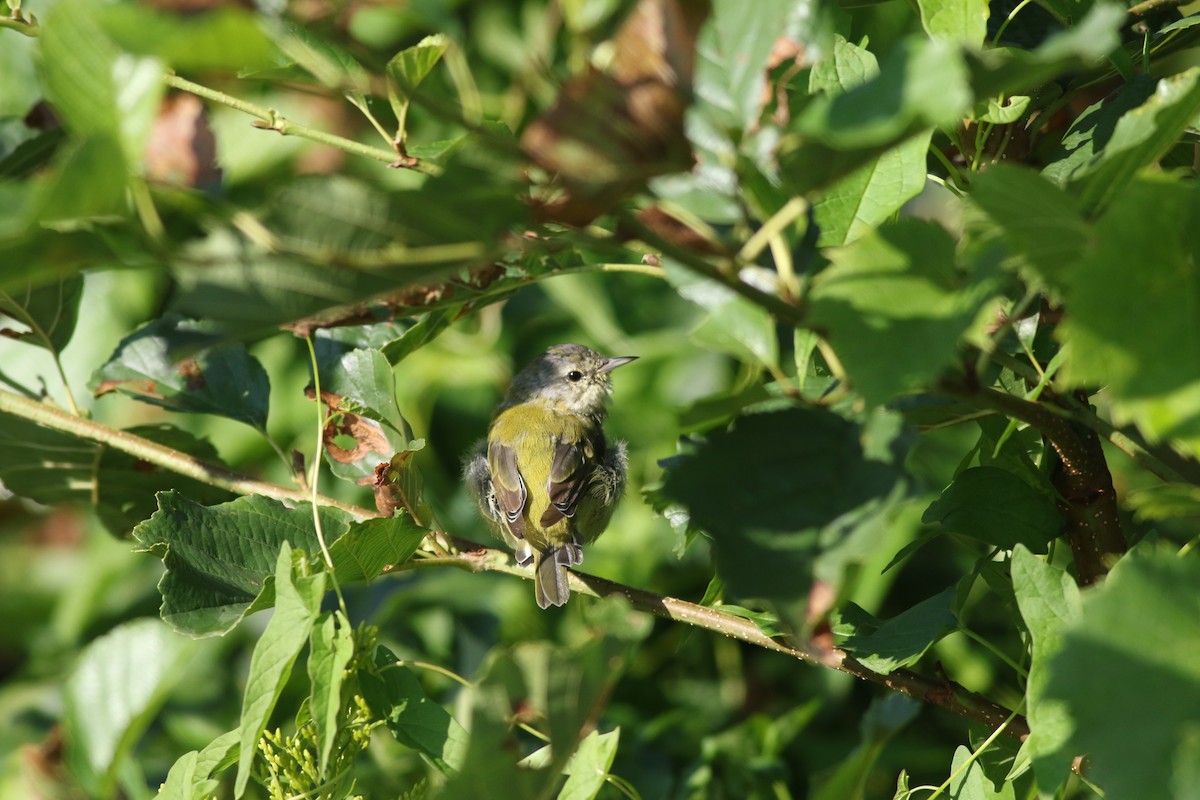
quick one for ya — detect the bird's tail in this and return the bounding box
[534,546,573,609]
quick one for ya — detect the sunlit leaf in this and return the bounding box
[234,543,326,797]
[90,314,272,431]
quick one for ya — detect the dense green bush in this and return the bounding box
[2,0,1199,798]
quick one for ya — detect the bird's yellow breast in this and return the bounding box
[488,403,598,542]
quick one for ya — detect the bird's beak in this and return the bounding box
[599,356,637,374]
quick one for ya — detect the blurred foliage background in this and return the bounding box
[2,0,1200,798]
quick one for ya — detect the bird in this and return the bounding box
[464,343,636,608]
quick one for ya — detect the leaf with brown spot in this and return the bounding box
[88,314,271,430]
[323,411,392,464]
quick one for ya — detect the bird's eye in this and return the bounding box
[567,370,584,382]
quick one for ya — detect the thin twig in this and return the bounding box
[0,388,370,519]
[162,73,420,170]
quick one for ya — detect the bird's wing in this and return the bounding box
[539,434,598,529]
[488,440,527,540]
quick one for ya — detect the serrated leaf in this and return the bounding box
[63,619,198,798]
[90,314,271,431]
[793,37,970,151]
[0,275,83,353]
[381,308,456,365]
[132,492,352,636]
[0,403,97,507]
[664,258,778,369]
[814,132,932,247]
[968,164,1087,289]
[918,0,989,47]
[1011,546,1080,793]
[39,0,122,141]
[558,729,621,800]
[694,0,822,134]
[1044,548,1200,800]
[154,730,239,800]
[386,34,450,119]
[95,424,235,537]
[327,512,428,584]
[279,23,370,93]
[1058,68,1200,213]
[234,543,326,797]
[324,348,405,432]
[308,612,355,776]
[660,408,903,608]
[97,4,276,72]
[923,467,1062,551]
[1058,178,1200,458]
[808,218,996,405]
[361,648,468,773]
[840,587,957,673]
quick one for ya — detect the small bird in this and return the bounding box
[465,343,636,608]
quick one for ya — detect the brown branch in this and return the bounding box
[939,379,1126,584]
[404,548,1029,740]
[1127,0,1189,16]
[2,386,1027,737]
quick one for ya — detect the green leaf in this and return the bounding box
[97,4,276,72]
[34,136,130,223]
[380,308,456,365]
[308,612,355,776]
[63,618,198,798]
[1011,546,1081,793]
[361,648,468,772]
[1044,547,1200,800]
[840,587,957,673]
[968,164,1087,290]
[278,23,371,94]
[557,729,621,800]
[0,274,83,352]
[132,492,351,636]
[964,4,1123,101]
[918,0,989,46]
[923,467,1062,552]
[95,424,235,537]
[809,35,879,94]
[664,258,778,370]
[324,347,405,432]
[38,0,165,174]
[387,34,450,116]
[154,730,239,800]
[948,744,1018,800]
[1053,69,1200,213]
[814,132,932,247]
[660,408,904,608]
[38,0,122,141]
[694,0,823,134]
[807,218,996,405]
[0,408,99,507]
[327,512,428,584]
[808,37,933,248]
[1058,178,1200,457]
[90,314,272,431]
[234,543,326,797]
[793,38,970,151]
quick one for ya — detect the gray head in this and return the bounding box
[500,343,636,418]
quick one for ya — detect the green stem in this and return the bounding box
[163,74,402,167]
[0,388,369,518]
[0,15,37,36]
[304,335,349,617]
[619,211,805,326]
